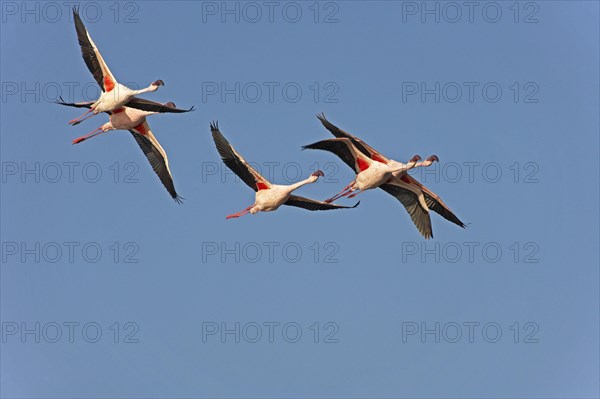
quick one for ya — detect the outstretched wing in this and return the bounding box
[55,97,115,115]
[72,7,117,92]
[55,97,94,109]
[129,122,182,203]
[379,181,433,239]
[402,175,466,228]
[126,97,195,113]
[302,138,372,174]
[210,121,271,191]
[317,113,391,164]
[284,195,360,211]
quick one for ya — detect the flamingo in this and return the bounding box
[57,99,185,203]
[303,138,423,203]
[210,122,359,219]
[67,7,189,126]
[303,114,466,239]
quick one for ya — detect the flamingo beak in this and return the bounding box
[311,170,325,177]
[427,155,439,163]
[152,80,165,87]
[409,155,422,163]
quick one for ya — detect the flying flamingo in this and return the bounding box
[67,7,189,125]
[303,115,465,238]
[303,138,423,203]
[316,114,465,228]
[210,122,359,219]
[57,99,186,203]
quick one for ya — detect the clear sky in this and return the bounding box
[1,1,599,398]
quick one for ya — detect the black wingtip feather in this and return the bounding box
[210,121,219,132]
[174,195,184,205]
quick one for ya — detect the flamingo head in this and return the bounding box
[426,155,439,163]
[409,155,422,163]
[150,80,164,91]
[309,170,325,182]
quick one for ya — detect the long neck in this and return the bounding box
[286,177,315,194]
[130,84,157,96]
[388,161,416,174]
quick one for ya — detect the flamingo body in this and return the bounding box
[354,160,397,191]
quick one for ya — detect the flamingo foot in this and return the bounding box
[72,127,104,144]
[325,190,352,203]
[324,181,355,203]
[226,206,252,219]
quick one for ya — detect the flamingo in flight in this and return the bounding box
[210,122,359,219]
[303,114,465,239]
[57,99,186,203]
[67,7,190,126]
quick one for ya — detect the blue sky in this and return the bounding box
[1,1,599,398]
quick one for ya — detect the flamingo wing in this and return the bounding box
[302,138,371,174]
[72,7,117,92]
[317,113,391,164]
[284,195,360,211]
[55,97,115,115]
[126,97,195,113]
[402,175,466,228]
[55,97,94,109]
[210,122,271,192]
[129,122,182,203]
[379,181,433,239]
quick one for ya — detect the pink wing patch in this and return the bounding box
[133,123,148,135]
[256,182,269,191]
[371,154,388,164]
[356,157,370,172]
[103,76,115,92]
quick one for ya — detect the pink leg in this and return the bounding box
[72,127,105,144]
[70,112,96,126]
[325,181,355,203]
[347,190,363,199]
[68,108,94,125]
[226,205,253,219]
